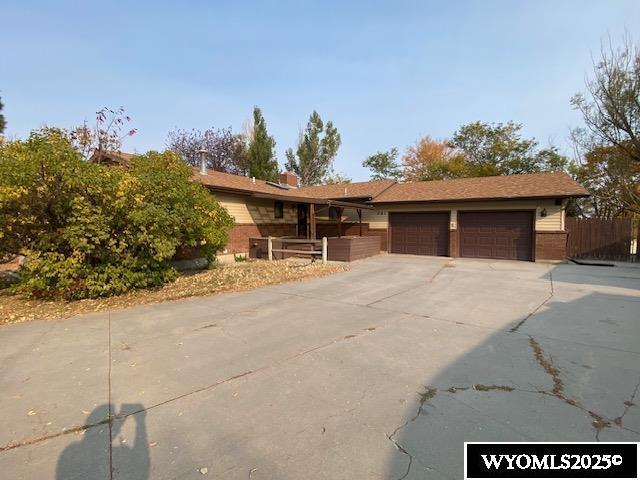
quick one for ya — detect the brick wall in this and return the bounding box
[226,223,296,253]
[535,231,568,262]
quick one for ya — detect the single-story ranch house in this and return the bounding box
[94,151,589,262]
[193,167,589,263]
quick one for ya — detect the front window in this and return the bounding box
[274,201,284,219]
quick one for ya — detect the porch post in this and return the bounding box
[310,203,316,240]
[357,208,363,236]
[337,207,343,238]
[322,237,328,264]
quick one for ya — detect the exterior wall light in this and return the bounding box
[540,208,547,217]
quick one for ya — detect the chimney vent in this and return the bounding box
[197,149,208,175]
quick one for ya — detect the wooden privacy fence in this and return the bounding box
[566,217,635,261]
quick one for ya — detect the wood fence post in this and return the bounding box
[322,237,328,264]
[267,236,273,261]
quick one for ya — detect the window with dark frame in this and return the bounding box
[274,200,284,219]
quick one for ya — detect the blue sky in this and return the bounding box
[2,0,638,180]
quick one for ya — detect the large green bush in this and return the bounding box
[0,129,234,299]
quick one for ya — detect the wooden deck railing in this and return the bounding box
[267,237,328,264]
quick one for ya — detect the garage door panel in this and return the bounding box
[459,212,533,261]
[390,212,449,256]
[477,237,492,247]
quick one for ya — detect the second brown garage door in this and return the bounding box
[458,211,533,261]
[389,212,449,256]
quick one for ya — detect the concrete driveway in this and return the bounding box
[1,255,639,479]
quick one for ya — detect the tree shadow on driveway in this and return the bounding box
[384,284,640,480]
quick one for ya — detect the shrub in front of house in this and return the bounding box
[0,128,234,299]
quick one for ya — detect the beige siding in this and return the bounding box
[345,199,564,231]
[535,203,563,231]
[213,191,565,231]
[342,208,389,229]
[213,192,297,225]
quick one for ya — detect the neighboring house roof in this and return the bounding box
[370,172,589,203]
[89,150,135,165]
[295,179,396,200]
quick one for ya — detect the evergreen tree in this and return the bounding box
[246,107,279,181]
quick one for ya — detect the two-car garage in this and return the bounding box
[367,172,585,262]
[389,211,534,261]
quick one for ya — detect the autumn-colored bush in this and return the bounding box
[0,128,234,299]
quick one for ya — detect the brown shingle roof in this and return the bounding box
[370,172,589,203]
[295,179,396,199]
[193,168,305,197]
[107,151,587,204]
[194,169,376,208]
[194,170,397,200]
[95,151,589,203]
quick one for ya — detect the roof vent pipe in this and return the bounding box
[252,176,256,184]
[197,149,208,175]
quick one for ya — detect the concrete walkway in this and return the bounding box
[1,255,639,479]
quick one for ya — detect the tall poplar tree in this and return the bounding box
[285,111,341,186]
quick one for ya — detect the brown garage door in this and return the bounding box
[459,211,533,261]
[389,212,449,256]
